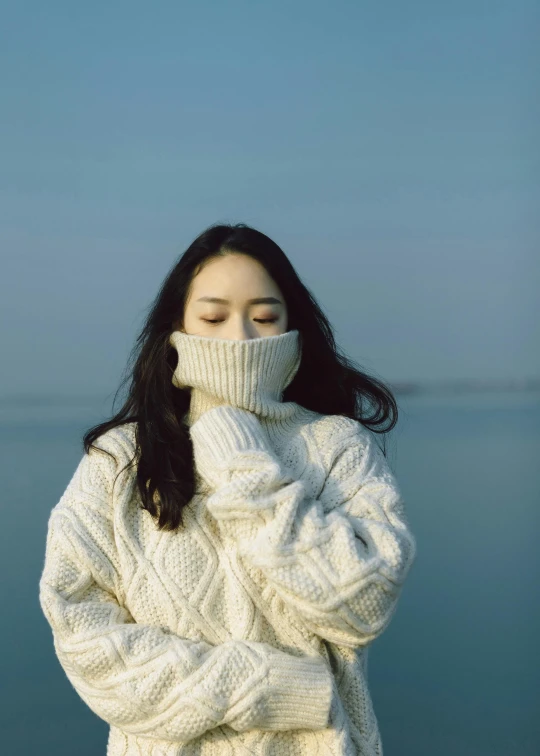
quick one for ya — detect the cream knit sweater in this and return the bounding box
[39,329,417,756]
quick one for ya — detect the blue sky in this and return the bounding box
[1,0,538,395]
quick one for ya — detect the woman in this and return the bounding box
[39,222,417,756]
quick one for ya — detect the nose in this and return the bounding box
[228,317,256,341]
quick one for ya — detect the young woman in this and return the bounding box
[39,222,417,756]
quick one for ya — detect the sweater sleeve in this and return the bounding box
[189,406,417,649]
[38,440,334,743]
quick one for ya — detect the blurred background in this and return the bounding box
[1,1,538,754]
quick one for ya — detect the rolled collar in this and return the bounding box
[168,329,303,427]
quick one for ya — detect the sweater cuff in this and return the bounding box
[189,406,271,460]
[229,644,333,732]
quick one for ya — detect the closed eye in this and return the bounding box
[202,319,278,324]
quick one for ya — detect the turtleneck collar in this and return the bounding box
[168,329,304,428]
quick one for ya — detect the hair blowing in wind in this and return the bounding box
[82,222,399,531]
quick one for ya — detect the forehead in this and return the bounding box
[190,255,283,301]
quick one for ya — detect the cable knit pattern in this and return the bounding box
[39,329,417,756]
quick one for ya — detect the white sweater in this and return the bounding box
[39,329,417,755]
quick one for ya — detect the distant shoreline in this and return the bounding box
[389,377,540,395]
[1,378,540,406]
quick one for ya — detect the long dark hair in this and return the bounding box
[83,222,399,532]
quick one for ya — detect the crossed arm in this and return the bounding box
[39,432,334,745]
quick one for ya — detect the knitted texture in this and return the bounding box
[39,329,417,755]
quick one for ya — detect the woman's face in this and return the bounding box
[175,253,288,340]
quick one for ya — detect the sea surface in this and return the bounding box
[1,391,538,755]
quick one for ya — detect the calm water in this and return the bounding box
[1,392,538,755]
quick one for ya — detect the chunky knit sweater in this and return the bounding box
[39,329,417,756]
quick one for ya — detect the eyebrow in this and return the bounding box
[195,296,283,305]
